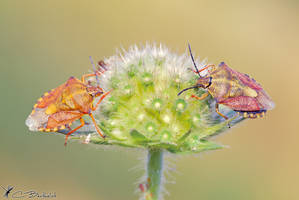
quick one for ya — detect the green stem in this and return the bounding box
[146,148,164,200]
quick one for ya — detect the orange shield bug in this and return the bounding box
[178,44,274,124]
[26,57,110,145]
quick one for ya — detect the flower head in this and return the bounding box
[76,44,244,153]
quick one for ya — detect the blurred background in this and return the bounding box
[1,0,298,199]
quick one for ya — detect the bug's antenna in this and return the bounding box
[177,85,200,96]
[188,43,201,77]
[89,56,100,86]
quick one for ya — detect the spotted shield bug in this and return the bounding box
[178,44,274,123]
[26,58,110,145]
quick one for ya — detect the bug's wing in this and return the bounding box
[255,89,275,110]
[36,77,85,109]
[26,77,82,131]
[35,82,67,109]
[219,62,262,90]
[26,82,68,131]
[220,62,275,110]
[219,96,261,111]
[47,111,82,129]
[63,78,93,113]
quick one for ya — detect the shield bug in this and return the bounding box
[26,57,110,145]
[178,44,274,124]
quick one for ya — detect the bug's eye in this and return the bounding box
[205,77,212,88]
[87,86,103,98]
[86,87,95,96]
[197,76,212,88]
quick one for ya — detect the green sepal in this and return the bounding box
[130,129,151,143]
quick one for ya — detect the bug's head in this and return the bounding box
[177,44,212,96]
[86,85,103,98]
[178,77,212,96]
[196,76,212,88]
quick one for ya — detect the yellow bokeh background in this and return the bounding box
[1,0,298,199]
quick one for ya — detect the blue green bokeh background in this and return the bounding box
[1,0,298,199]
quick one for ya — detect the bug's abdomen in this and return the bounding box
[235,110,266,119]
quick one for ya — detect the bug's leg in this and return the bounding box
[81,72,103,84]
[191,92,209,100]
[188,69,199,74]
[64,118,85,146]
[91,91,111,111]
[88,113,105,138]
[215,103,231,128]
[65,124,72,130]
[81,73,105,93]
[199,64,216,73]
[215,103,228,120]
[188,64,216,75]
[197,64,216,74]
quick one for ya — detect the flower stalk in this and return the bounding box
[146,149,164,200]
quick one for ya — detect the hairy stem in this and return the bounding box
[146,149,164,200]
